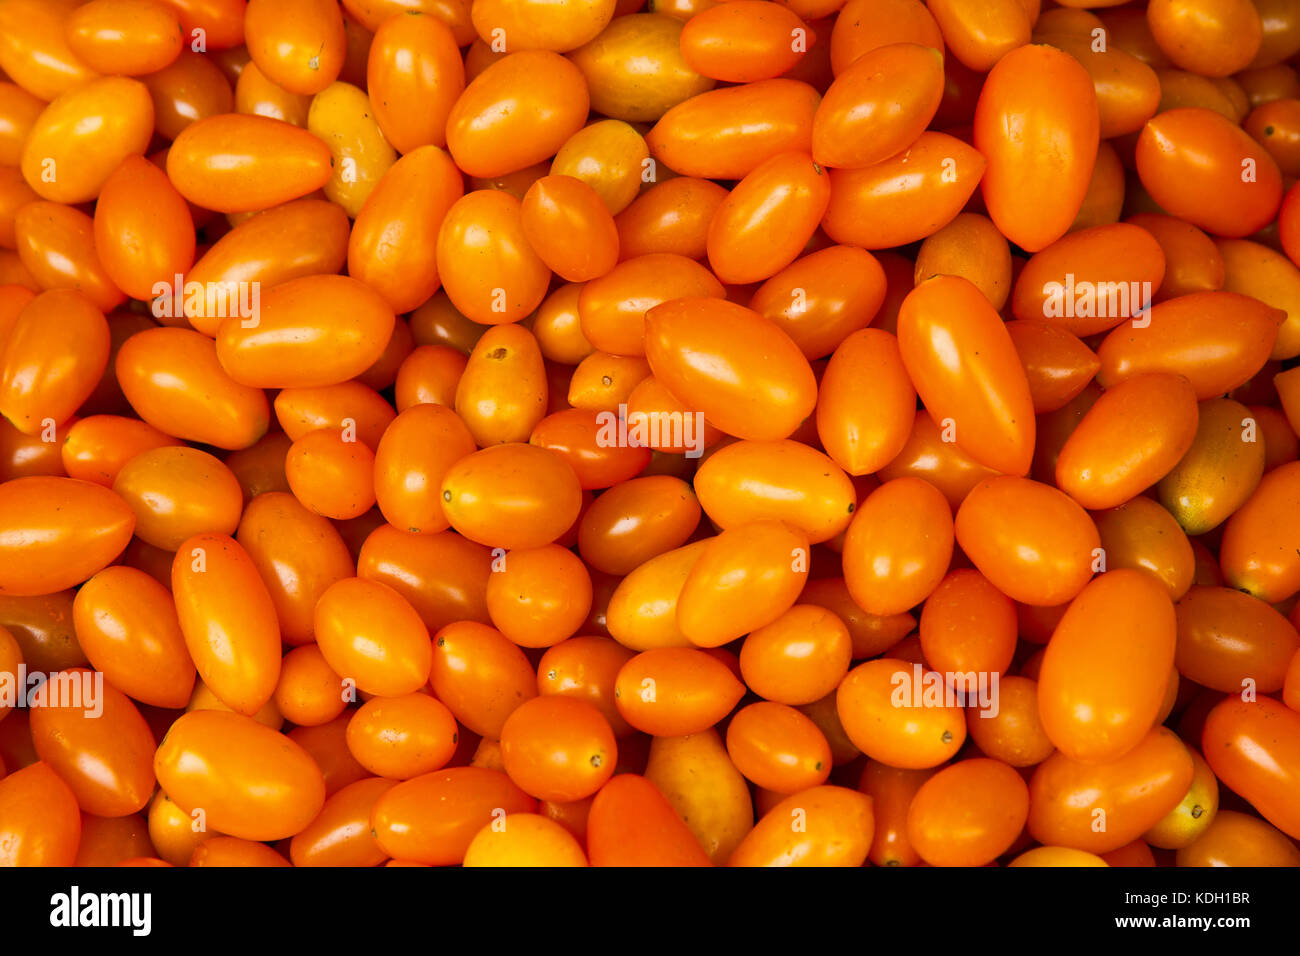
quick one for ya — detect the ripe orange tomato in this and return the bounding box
[906,758,1029,867]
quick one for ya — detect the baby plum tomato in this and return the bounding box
[1124,213,1225,301]
[644,729,753,864]
[396,345,469,410]
[644,297,816,441]
[274,644,348,727]
[614,647,745,736]
[471,0,614,52]
[1055,372,1199,511]
[956,476,1099,607]
[1097,292,1283,400]
[915,213,1012,312]
[587,773,711,866]
[486,545,593,649]
[1157,397,1265,535]
[0,290,110,434]
[430,620,538,738]
[289,777,396,867]
[551,118,649,217]
[919,569,1017,682]
[816,329,916,476]
[285,429,376,520]
[21,77,154,205]
[645,78,818,180]
[346,692,459,780]
[273,382,396,451]
[455,323,548,446]
[1092,497,1195,600]
[1217,238,1300,360]
[898,276,1036,476]
[842,477,953,618]
[679,1,808,82]
[366,11,463,154]
[1036,32,1161,140]
[463,813,589,867]
[615,177,728,260]
[371,767,536,866]
[171,533,281,717]
[357,525,492,633]
[836,658,966,769]
[314,577,432,698]
[706,151,830,285]
[812,43,943,169]
[749,246,887,361]
[729,785,874,867]
[374,403,476,535]
[192,837,289,867]
[1038,570,1177,764]
[521,175,619,283]
[1005,320,1101,414]
[93,155,195,302]
[440,443,582,550]
[1220,461,1300,602]
[1136,108,1282,238]
[0,477,135,597]
[906,758,1029,867]
[569,13,715,125]
[1146,0,1262,77]
[14,202,125,315]
[577,475,700,576]
[500,696,617,803]
[445,50,589,179]
[436,190,552,326]
[30,668,156,816]
[0,762,81,866]
[1028,727,1193,853]
[538,636,635,737]
[349,145,465,315]
[725,702,831,794]
[236,60,312,125]
[166,114,333,214]
[244,0,346,96]
[155,710,326,843]
[308,80,397,218]
[1202,696,1300,839]
[1176,809,1300,867]
[739,605,852,707]
[1143,749,1219,851]
[1012,223,1167,334]
[217,274,396,389]
[974,44,1099,253]
[112,446,242,551]
[676,521,810,648]
[964,675,1055,768]
[236,492,355,646]
[694,440,854,544]
[822,132,986,250]
[578,253,725,357]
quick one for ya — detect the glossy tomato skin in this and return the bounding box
[499,696,617,802]
[974,44,1099,252]
[1175,809,1300,867]
[1136,108,1283,238]
[842,477,952,617]
[643,729,752,864]
[613,647,745,736]
[1202,696,1300,839]
[244,0,346,96]
[729,785,874,867]
[314,577,432,698]
[93,155,195,302]
[289,776,396,867]
[906,757,1029,867]
[836,658,966,769]
[578,476,700,576]
[0,761,81,866]
[430,620,537,738]
[13,203,125,314]
[586,772,711,866]
[898,276,1036,476]
[154,710,326,842]
[1038,570,1176,764]
[0,477,135,596]
[1219,460,1300,602]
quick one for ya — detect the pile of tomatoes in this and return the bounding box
[0,0,1299,870]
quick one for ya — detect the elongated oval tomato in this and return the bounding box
[707,151,829,284]
[898,275,1036,476]
[587,773,711,866]
[644,297,816,442]
[643,729,752,863]
[500,696,616,802]
[446,50,589,178]
[463,812,589,867]
[216,275,396,388]
[21,77,154,204]
[112,446,242,551]
[65,0,184,76]
[1201,697,1300,839]
[371,767,536,865]
[358,526,492,633]
[1039,32,1161,139]
[1157,397,1265,534]
[166,114,333,213]
[184,198,350,335]
[1005,320,1101,414]
[440,443,581,550]
[349,145,464,315]
[725,701,830,794]
[314,577,432,698]
[578,253,724,357]
[1096,291,1282,399]
[30,668,156,816]
[604,540,708,651]
[821,132,986,249]
[645,78,818,180]
[289,776,396,867]
[1136,107,1283,238]
[367,11,463,153]
[346,692,459,779]
[1175,586,1299,693]
[679,1,806,82]
[13,201,125,314]
[842,478,953,617]
[0,761,81,866]
[1219,460,1300,601]
[72,565,196,708]
[974,44,1099,252]
[93,154,195,302]
[455,323,548,446]
[729,785,873,866]
[1092,496,1195,601]
[244,0,345,96]
[1038,570,1176,763]
[615,177,728,261]
[812,42,943,169]
[374,403,476,534]
[614,647,745,736]
[816,329,915,476]
[171,533,281,716]
[0,289,109,434]
[1175,809,1300,868]
[906,758,1028,867]
[836,658,966,769]
[521,174,619,283]
[955,476,1099,607]
[307,79,397,218]
[429,620,537,737]
[1217,237,1300,360]
[1055,372,1199,510]
[1028,727,1193,853]
[0,477,134,596]
[154,709,326,842]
